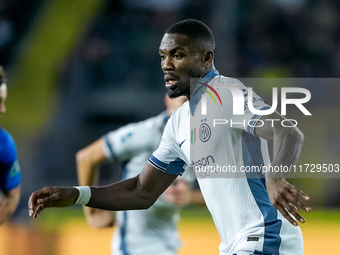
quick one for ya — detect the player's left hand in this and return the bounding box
[164,178,190,206]
[84,207,115,229]
[28,187,79,218]
[266,178,311,226]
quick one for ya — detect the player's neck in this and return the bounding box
[188,67,216,101]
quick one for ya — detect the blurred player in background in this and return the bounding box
[29,20,311,254]
[0,66,21,225]
[76,95,202,255]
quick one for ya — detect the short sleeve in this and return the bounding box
[148,116,186,176]
[0,131,21,193]
[103,122,147,162]
[5,160,21,192]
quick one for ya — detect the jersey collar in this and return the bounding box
[190,69,220,116]
[202,69,219,79]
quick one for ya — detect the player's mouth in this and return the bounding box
[164,75,178,89]
[166,80,178,89]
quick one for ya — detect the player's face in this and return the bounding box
[0,84,7,117]
[159,33,204,99]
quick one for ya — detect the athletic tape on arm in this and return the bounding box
[74,186,91,205]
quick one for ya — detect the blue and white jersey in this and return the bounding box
[0,127,21,198]
[103,111,181,255]
[149,70,303,255]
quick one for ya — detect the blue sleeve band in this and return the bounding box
[148,155,168,171]
[148,155,185,176]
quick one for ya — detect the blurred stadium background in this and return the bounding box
[0,0,339,254]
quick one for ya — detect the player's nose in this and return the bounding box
[162,57,174,71]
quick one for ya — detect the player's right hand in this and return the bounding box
[28,187,79,218]
[266,178,311,226]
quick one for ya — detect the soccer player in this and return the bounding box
[29,20,311,255]
[76,94,193,255]
[0,66,21,225]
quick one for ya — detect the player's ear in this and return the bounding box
[202,50,213,67]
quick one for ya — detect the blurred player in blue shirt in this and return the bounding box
[0,66,21,225]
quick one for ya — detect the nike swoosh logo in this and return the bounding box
[179,139,186,147]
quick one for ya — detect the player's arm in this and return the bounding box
[0,185,20,225]
[28,162,177,218]
[254,112,311,226]
[76,138,114,229]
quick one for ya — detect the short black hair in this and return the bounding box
[0,66,6,85]
[165,19,215,50]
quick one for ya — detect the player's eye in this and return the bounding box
[160,54,165,60]
[173,54,182,60]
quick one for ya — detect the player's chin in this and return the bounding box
[167,86,190,99]
[168,90,182,99]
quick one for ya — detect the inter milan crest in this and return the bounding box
[199,122,211,142]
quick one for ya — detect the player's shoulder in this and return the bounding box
[208,75,250,104]
[105,111,167,148]
[168,101,189,126]
[0,127,16,149]
[171,100,189,119]
[140,111,168,130]
[161,101,189,141]
[210,74,247,90]
[0,127,17,162]
[114,111,167,134]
